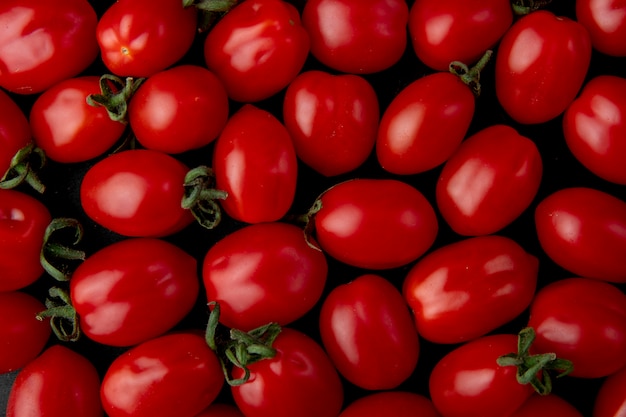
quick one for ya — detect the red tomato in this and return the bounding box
[203,0,309,102]
[339,391,441,417]
[0,90,31,176]
[510,394,583,417]
[203,222,328,331]
[534,187,626,283]
[96,0,197,77]
[527,277,626,378]
[436,124,543,236]
[0,0,98,94]
[7,345,103,417]
[319,274,420,390]
[408,0,513,71]
[128,65,229,154]
[301,0,409,74]
[231,328,344,417]
[495,10,592,124]
[562,75,626,184]
[213,105,298,224]
[403,235,538,344]
[80,149,194,237]
[312,178,438,269]
[576,0,626,57]
[101,332,224,417]
[593,364,626,417]
[194,404,244,417]
[282,70,379,177]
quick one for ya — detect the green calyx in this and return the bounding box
[182,166,228,230]
[40,218,86,282]
[511,0,553,16]
[183,0,240,32]
[36,287,80,342]
[86,74,145,124]
[0,143,46,193]
[449,50,493,97]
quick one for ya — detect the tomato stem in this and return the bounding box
[40,218,86,282]
[0,143,46,194]
[182,166,228,230]
[184,0,239,32]
[511,0,553,16]
[86,74,145,124]
[449,50,493,97]
[36,287,81,342]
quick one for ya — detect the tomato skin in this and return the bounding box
[282,70,380,177]
[203,0,309,103]
[403,235,538,344]
[213,105,298,224]
[231,328,344,417]
[534,187,626,283]
[314,179,438,269]
[527,277,626,379]
[593,364,626,417]
[203,222,328,331]
[0,90,31,175]
[576,0,626,57]
[194,404,245,417]
[7,345,103,417]
[562,75,626,184]
[339,391,441,417]
[0,0,98,94]
[436,124,543,236]
[408,0,513,71]
[101,332,224,417]
[376,72,475,175]
[510,394,583,417]
[495,10,592,124]
[319,274,420,390]
[80,149,194,237]
[301,0,409,74]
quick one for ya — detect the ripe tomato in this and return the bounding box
[576,0,626,57]
[282,70,379,177]
[194,404,244,417]
[7,345,103,417]
[203,0,309,102]
[403,235,538,344]
[319,274,420,390]
[128,65,229,154]
[101,332,224,417]
[510,394,583,417]
[495,10,592,124]
[213,105,298,224]
[339,391,441,417]
[534,187,626,283]
[312,178,438,269]
[436,124,543,236]
[0,90,31,177]
[0,0,98,94]
[231,328,344,417]
[593,364,626,417]
[301,0,409,74]
[562,75,626,184]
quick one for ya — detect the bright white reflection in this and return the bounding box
[43,88,89,146]
[137,89,178,131]
[425,14,454,46]
[507,27,543,74]
[104,357,169,412]
[211,253,265,313]
[316,1,354,49]
[483,254,514,275]
[415,267,469,319]
[225,23,275,72]
[0,7,54,72]
[454,368,496,396]
[446,158,494,217]
[537,317,581,346]
[320,204,363,238]
[551,211,582,244]
[294,88,318,138]
[386,102,426,155]
[97,172,146,219]
[330,304,361,365]
[591,0,626,33]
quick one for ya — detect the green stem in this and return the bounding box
[36,287,80,342]
[511,0,553,16]
[40,218,86,282]
[0,143,46,193]
[449,50,493,97]
[184,0,240,32]
[182,166,228,230]
[86,74,145,123]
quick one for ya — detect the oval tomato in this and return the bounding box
[339,391,441,417]
[593,364,626,417]
[510,394,583,417]
[576,0,626,57]
[0,90,31,177]
[534,187,626,283]
[436,124,543,236]
[495,10,592,124]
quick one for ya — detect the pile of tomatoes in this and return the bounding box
[1,0,625,416]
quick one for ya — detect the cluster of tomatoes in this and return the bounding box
[1,0,626,416]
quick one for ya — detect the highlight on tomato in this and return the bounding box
[576,0,626,57]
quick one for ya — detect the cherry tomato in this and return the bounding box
[0,90,31,176]
[436,124,543,236]
[534,187,626,283]
[194,404,244,417]
[510,394,583,417]
[0,0,98,94]
[495,10,592,124]
[312,178,438,269]
[319,274,419,390]
[576,0,626,57]
[562,75,626,184]
[231,328,344,417]
[203,0,309,102]
[301,0,409,74]
[282,70,379,177]
[213,105,298,224]
[7,345,103,417]
[593,364,626,417]
[339,391,441,417]
[101,332,224,417]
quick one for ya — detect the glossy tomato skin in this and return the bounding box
[314,178,438,269]
[0,189,52,292]
[302,0,409,74]
[7,345,103,417]
[0,90,31,176]
[283,70,379,177]
[436,124,543,236]
[101,332,224,417]
[203,222,327,331]
[319,274,420,390]
[534,187,626,283]
[403,235,538,344]
[128,65,229,154]
[231,328,344,417]
[593,364,626,417]
[339,391,441,417]
[213,105,298,224]
[408,0,513,71]
[527,277,626,378]
[510,394,583,417]
[376,72,475,175]
[495,10,592,124]
[576,0,626,56]
[562,75,626,184]
[97,0,197,77]
[29,76,126,163]
[204,0,309,102]
[0,0,98,94]
[80,149,194,237]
